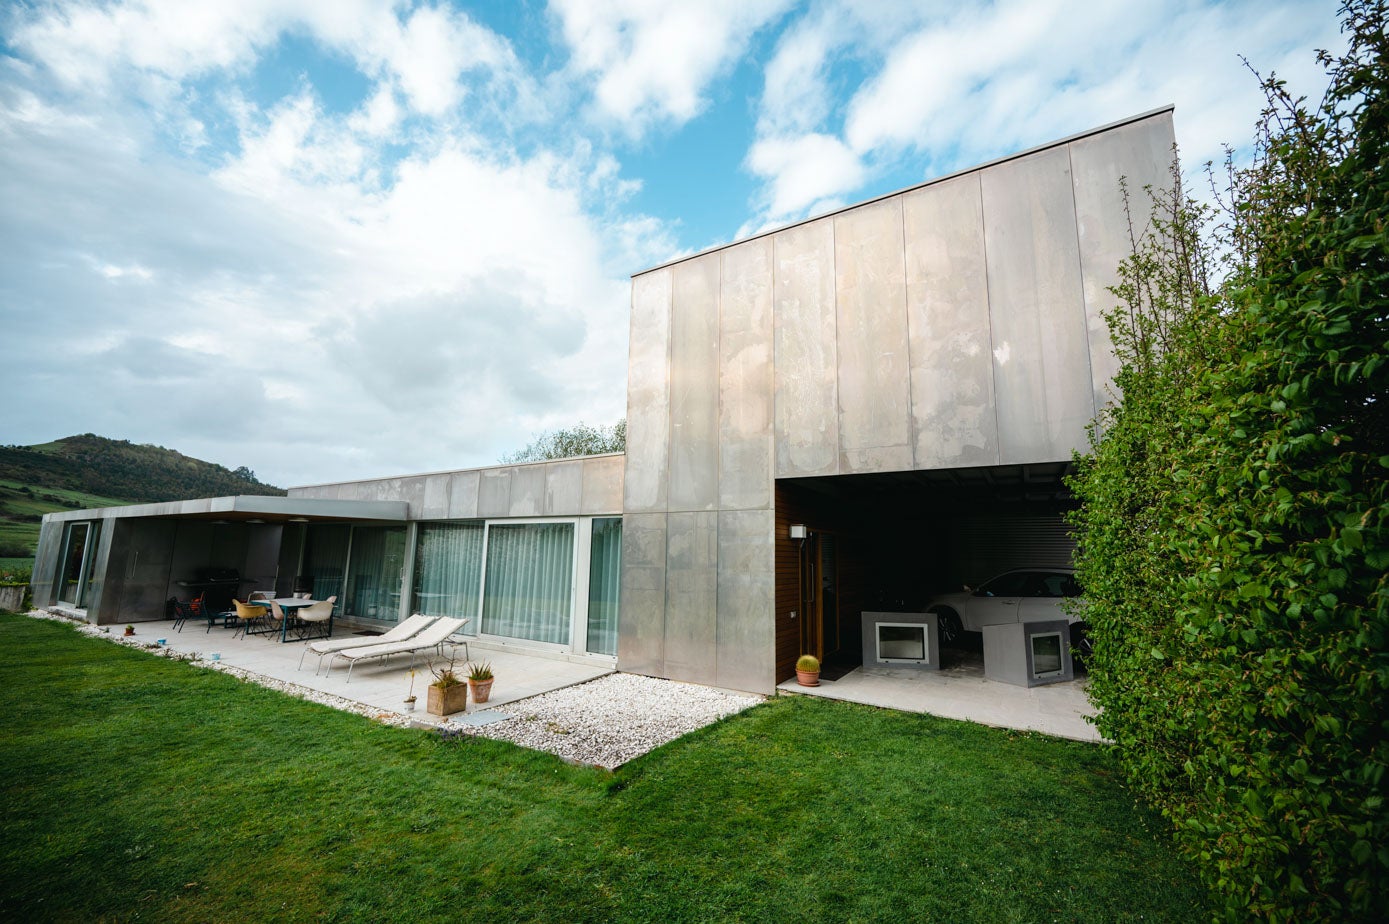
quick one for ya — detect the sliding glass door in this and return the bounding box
[302,525,349,601]
[345,525,407,622]
[404,516,622,655]
[586,518,622,656]
[481,522,575,645]
[412,522,483,626]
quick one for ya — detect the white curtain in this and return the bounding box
[482,523,574,644]
[412,522,483,631]
[586,518,622,655]
[345,526,406,622]
[304,524,349,601]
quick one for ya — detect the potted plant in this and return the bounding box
[467,661,494,704]
[426,659,468,717]
[796,654,821,687]
[123,624,135,637]
[404,669,418,712]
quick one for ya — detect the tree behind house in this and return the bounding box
[501,419,626,463]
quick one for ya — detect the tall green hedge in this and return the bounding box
[1068,4,1387,920]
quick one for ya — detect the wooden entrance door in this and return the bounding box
[801,530,840,664]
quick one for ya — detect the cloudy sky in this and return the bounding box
[0,0,1339,488]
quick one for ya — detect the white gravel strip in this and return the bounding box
[25,609,763,766]
[456,672,763,769]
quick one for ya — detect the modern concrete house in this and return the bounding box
[31,107,1174,694]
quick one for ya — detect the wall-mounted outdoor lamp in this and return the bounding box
[789,524,808,540]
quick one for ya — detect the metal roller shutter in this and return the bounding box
[948,514,1076,585]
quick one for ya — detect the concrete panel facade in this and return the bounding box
[620,108,1174,693]
[1068,112,1175,410]
[291,456,625,520]
[616,512,668,676]
[774,219,840,478]
[716,508,776,692]
[834,197,913,474]
[904,173,999,467]
[981,144,1094,464]
[718,238,775,510]
[624,271,672,513]
[668,255,722,512]
[662,510,718,683]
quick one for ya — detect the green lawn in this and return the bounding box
[0,614,1212,922]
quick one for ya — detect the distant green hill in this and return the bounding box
[0,434,285,565]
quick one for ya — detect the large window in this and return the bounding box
[586,518,622,656]
[412,522,483,626]
[302,525,349,601]
[345,525,407,622]
[481,522,574,645]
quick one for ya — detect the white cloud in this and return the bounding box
[0,1,663,486]
[551,0,794,132]
[741,0,1341,230]
[746,132,864,218]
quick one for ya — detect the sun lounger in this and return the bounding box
[298,613,439,674]
[328,616,469,682]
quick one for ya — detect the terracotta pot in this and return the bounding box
[124,627,135,637]
[796,668,820,687]
[427,683,468,716]
[468,678,494,704]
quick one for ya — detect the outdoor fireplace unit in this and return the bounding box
[982,619,1075,687]
[861,612,939,671]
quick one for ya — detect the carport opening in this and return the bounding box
[774,462,1077,684]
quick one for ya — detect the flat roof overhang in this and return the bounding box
[40,495,409,526]
[778,461,1076,513]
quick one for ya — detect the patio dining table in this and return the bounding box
[248,597,320,642]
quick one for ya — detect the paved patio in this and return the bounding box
[133,617,615,723]
[776,650,1101,742]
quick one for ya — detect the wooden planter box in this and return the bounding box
[427,683,468,716]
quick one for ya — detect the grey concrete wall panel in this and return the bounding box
[625,270,673,512]
[834,198,914,474]
[667,254,721,512]
[116,520,177,623]
[981,146,1095,463]
[579,454,625,515]
[382,476,427,514]
[477,469,512,518]
[544,461,584,516]
[903,174,1001,468]
[617,512,668,676]
[1068,112,1175,411]
[718,238,775,510]
[421,474,452,520]
[715,508,776,692]
[774,220,840,477]
[29,519,62,605]
[446,470,480,519]
[507,465,546,517]
[85,520,115,622]
[662,510,718,683]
